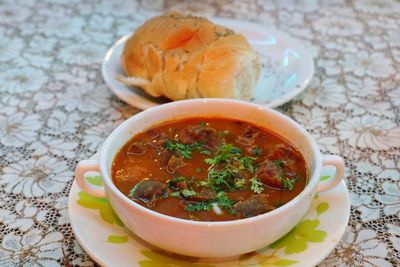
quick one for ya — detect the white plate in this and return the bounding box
[68,164,349,267]
[102,18,314,110]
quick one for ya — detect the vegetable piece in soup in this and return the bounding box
[112,118,308,222]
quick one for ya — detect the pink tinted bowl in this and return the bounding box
[75,99,344,258]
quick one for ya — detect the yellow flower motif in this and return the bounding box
[138,250,214,267]
[269,218,327,254]
[77,191,123,226]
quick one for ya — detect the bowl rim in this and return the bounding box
[99,98,322,226]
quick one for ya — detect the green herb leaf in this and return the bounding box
[165,139,212,159]
[282,177,296,190]
[273,160,296,190]
[128,182,141,198]
[234,178,246,188]
[167,177,186,183]
[185,191,236,214]
[230,147,242,154]
[165,139,193,159]
[250,176,264,194]
[167,176,186,189]
[229,209,238,215]
[208,168,235,191]
[204,158,216,165]
[204,144,241,165]
[199,149,211,155]
[197,180,210,187]
[252,146,262,156]
[274,160,285,168]
[185,201,212,212]
[215,191,235,210]
[182,188,197,198]
[170,191,181,197]
[204,158,214,164]
[239,156,256,173]
[196,168,204,173]
[204,143,256,191]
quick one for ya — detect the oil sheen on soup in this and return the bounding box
[112,118,308,222]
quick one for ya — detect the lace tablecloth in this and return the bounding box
[0,0,399,266]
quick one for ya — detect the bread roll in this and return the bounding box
[119,12,260,101]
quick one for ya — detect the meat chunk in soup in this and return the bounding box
[149,132,168,151]
[178,125,220,149]
[158,151,186,174]
[129,180,170,206]
[234,195,275,218]
[257,159,284,189]
[236,126,260,146]
[127,142,147,156]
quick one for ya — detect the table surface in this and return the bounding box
[0,0,399,266]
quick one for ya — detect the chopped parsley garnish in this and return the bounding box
[273,160,285,168]
[252,146,262,156]
[169,139,295,216]
[204,144,241,165]
[237,156,256,173]
[128,182,140,198]
[204,143,256,191]
[181,188,197,197]
[185,191,236,214]
[196,167,204,173]
[165,139,211,159]
[282,177,297,190]
[250,176,264,194]
[207,168,235,190]
[170,191,181,197]
[167,177,199,197]
[273,160,297,190]
[234,178,246,188]
[165,140,193,159]
[186,201,211,212]
[199,149,211,155]
[215,191,235,211]
[167,176,186,189]
[167,176,186,183]
[196,180,209,187]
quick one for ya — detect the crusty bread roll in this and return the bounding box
[119,12,260,101]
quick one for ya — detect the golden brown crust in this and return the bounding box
[121,12,260,100]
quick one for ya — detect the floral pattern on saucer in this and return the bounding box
[69,173,350,267]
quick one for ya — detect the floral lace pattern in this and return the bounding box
[0,0,399,266]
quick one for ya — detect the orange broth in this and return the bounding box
[112,118,308,221]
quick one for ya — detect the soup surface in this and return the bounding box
[112,118,308,221]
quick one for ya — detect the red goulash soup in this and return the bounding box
[112,118,308,221]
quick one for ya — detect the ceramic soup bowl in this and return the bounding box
[75,99,344,258]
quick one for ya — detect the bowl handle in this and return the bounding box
[75,159,107,198]
[317,155,345,193]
